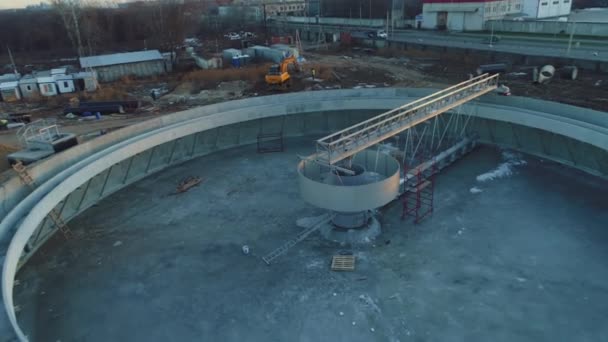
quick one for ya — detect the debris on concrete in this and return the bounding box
[113,241,123,247]
[242,245,250,255]
[506,72,527,77]
[494,84,511,96]
[339,311,344,316]
[174,176,203,194]
[358,294,381,313]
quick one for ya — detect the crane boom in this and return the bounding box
[314,73,499,166]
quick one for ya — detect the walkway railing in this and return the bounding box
[314,73,499,165]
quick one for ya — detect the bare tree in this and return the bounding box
[151,0,193,66]
[51,0,85,57]
[51,0,117,57]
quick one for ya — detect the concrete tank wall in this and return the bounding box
[1,89,607,340]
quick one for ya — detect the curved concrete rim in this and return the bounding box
[2,88,608,341]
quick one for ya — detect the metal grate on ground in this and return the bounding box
[331,255,356,271]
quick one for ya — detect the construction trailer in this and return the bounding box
[18,75,40,99]
[54,74,76,94]
[0,82,22,102]
[37,75,58,97]
[73,71,98,92]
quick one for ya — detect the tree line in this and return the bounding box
[0,0,198,65]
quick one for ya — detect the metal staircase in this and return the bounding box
[262,213,334,265]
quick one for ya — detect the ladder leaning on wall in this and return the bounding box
[12,161,73,239]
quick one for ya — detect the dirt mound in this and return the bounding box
[0,143,19,172]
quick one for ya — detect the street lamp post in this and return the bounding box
[489,20,494,48]
[566,21,576,56]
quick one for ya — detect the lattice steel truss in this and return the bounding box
[313,73,498,167]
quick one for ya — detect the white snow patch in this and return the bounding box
[476,151,526,182]
[469,187,483,194]
[359,294,382,313]
[306,259,325,269]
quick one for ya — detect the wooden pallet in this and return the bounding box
[331,255,356,271]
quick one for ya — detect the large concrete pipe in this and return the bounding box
[559,66,579,80]
[538,65,555,84]
[476,63,507,76]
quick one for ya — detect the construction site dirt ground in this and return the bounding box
[13,138,608,342]
[1,47,607,171]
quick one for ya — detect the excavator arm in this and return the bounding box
[265,55,299,89]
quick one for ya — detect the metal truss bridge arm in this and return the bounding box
[314,73,499,165]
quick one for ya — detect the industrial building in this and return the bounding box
[421,0,523,31]
[264,1,306,16]
[521,0,572,19]
[79,50,166,83]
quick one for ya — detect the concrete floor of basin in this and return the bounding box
[14,137,608,342]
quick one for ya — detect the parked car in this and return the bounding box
[224,32,241,40]
[183,38,202,47]
[367,30,387,39]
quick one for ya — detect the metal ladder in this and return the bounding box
[12,161,73,239]
[262,213,333,265]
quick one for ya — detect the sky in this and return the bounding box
[0,0,48,9]
[0,0,128,9]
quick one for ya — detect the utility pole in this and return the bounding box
[489,20,494,48]
[263,4,268,38]
[391,0,395,36]
[7,46,17,76]
[566,21,576,56]
[386,10,389,36]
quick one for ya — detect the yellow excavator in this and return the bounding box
[265,55,299,90]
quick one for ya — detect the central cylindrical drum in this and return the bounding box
[297,149,401,213]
